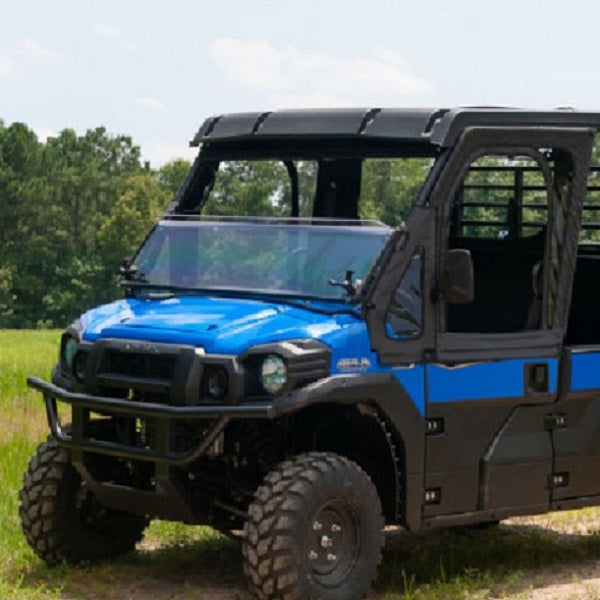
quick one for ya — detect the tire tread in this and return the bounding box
[242,451,384,600]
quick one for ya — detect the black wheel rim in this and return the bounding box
[306,498,360,587]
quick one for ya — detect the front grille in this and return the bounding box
[93,343,184,401]
[82,340,238,405]
[104,349,177,381]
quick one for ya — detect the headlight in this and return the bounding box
[260,354,287,394]
[62,337,78,370]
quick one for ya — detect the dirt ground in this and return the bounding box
[123,523,600,600]
[61,561,600,600]
[53,515,600,600]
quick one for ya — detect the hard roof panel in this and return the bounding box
[192,107,600,148]
[256,109,369,136]
[193,112,266,143]
[363,108,446,140]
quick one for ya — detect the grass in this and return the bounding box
[2,329,600,598]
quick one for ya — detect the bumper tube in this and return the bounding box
[27,373,384,465]
[27,376,277,465]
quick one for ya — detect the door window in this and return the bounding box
[446,149,573,335]
[386,248,424,339]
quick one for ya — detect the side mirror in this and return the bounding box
[445,249,474,304]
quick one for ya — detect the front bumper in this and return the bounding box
[28,370,389,466]
[28,372,397,522]
[29,376,279,466]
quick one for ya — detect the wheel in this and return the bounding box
[243,452,384,600]
[19,436,147,566]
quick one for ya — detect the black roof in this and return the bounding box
[192,107,600,149]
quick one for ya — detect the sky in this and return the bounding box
[2,0,600,166]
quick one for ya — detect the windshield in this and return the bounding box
[129,219,391,301]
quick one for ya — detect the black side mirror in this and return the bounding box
[445,249,474,304]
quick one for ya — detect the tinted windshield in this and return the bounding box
[131,220,391,301]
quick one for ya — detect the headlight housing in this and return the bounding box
[242,340,331,398]
[260,354,287,394]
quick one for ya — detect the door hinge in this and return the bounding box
[424,488,441,505]
[544,413,567,430]
[547,472,569,488]
[426,418,444,435]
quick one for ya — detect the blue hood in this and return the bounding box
[81,295,365,355]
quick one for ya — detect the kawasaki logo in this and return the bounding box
[336,357,371,372]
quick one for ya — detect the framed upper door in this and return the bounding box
[423,126,594,520]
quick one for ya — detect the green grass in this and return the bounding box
[2,330,600,599]
[0,330,62,596]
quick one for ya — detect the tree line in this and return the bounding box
[0,121,189,328]
[3,119,599,329]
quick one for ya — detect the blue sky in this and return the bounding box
[2,0,600,165]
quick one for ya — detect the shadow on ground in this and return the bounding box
[375,520,600,597]
[18,520,600,599]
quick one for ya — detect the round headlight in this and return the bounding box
[63,337,78,370]
[260,355,287,394]
[205,367,228,400]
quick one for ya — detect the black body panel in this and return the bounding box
[424,398,553,520]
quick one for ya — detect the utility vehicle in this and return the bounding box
[21,107,600,599]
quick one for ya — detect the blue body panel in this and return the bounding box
[80,295,428,412]
[427,358,558,404]
[82,297,562,416]
[570,351,600,392]
[82,296,357,355]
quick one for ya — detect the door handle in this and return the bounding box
[525,362,549,394]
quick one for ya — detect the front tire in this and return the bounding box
[243,452,384,600]
[19,437,147,566]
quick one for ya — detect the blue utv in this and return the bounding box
[21,107,600,599]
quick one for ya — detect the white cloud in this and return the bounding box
[0,37,68,81]
[209,39,433,108]
[135,96,168,112]
[93,22,138,52]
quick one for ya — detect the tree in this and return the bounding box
[98,173,169,278]
[360,158,434,226]
[204,160,289,216]
[0,123,153,327]
[156,159,191,195]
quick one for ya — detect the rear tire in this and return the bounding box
[19,436,147,565]
[243,452,384,600]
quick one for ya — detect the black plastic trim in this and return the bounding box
[29,371,425,529]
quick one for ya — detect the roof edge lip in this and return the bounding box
[190,106,600,148]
